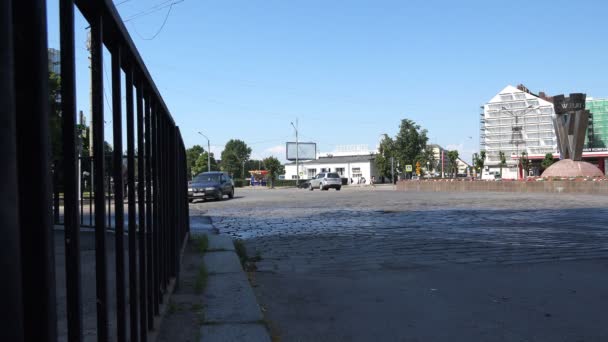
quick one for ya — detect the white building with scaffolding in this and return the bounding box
[480,85,557,179]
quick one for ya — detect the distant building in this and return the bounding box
[480,85,556,179]
[586,98,608,150]
[480,85,607,178]
[284,154,378,183]
[48,48,60,74]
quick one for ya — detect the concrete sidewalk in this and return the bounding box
[157,216,270,342]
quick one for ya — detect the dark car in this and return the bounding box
[188,172,234,202]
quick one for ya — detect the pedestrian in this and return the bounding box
[371,175,376,188]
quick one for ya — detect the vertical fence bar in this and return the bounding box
[90,10,109,341]
[80,164,84,226]
[160,113,167,296]
[12,0,57,340]
[171,126,178,280]
[59,0,83,340]
[136,80,148,341]
[0,1,24,340]
[125,67,139,342]
[53,163,60,224]
[151,104,161,306]
[108,162,112,228]
[112,46,126,342]
[144,94,155,328]
[90,158,93,227]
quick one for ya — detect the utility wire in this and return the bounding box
[132,3,175,40]
[115,0,133,6]
[123,0,181,22]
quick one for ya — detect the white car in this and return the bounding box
[309,172,342,191]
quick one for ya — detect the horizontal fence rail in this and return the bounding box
[3,0,190,341]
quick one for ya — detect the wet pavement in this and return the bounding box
[190,187,608,341]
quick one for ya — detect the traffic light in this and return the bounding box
[415,161,421,176]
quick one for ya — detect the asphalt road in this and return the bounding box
[190,186,608,342]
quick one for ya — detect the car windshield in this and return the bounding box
[327,173,340,178]
[193,174,220,183]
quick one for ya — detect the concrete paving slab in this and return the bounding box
[200,324,271,342]
[204,272,263,323]
[208,234,235,251]
[205,251,242,274]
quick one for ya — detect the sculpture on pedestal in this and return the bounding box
[542,93,604,177]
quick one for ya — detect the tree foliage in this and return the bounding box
[498,151,507,176]
[375,135,395,179]
[263,156,284,188]
[186,145,205,178]
[541,153,555,170]
[220,139,252,178]
[376,119,429,179]
[394,119,429,168]
[520,152,531,176]
[473,151,486,175]
[192,152,218,177]
[446,150,459,178]
[49,71,62,161]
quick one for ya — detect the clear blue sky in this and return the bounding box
[46,0,608,163]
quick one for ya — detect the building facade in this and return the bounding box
[284,154,379,184]
[48,48,60,74]
[480,85,556,179]
[586,98,608,149]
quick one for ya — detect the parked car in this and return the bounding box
[188,171,234,202]
[309,172,342,191]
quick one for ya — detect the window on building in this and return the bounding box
[321,168,330,172]
[291,175,298,180]
[335,167,345,176]
[352,167,361,173]
[307,169,317,178]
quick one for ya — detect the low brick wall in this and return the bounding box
[396,180,608,195]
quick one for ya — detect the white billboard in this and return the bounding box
[286,142,316,161]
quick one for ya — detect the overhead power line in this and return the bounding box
[123,0,182,23]
[115,0,133,6]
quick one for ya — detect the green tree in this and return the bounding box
[419,145,436,175]
[393,119,429,177]
[446,150,459,178]
[49,71,62,162]
[375,135,395,180]
[244,159,265,174]
[541,153,555,171]
[192,152,217,176]
[520,151,531,177]
[498,151,507,177]
[263,156,285,188]
[473,151,486,178]
[186,145,205,178]
[221,139,252,178]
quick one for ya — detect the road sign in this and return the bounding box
[405,165,413,172]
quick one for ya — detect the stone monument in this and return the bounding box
[542,93,604,177]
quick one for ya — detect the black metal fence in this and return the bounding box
[52,156,145,229]
[2,1,190,341]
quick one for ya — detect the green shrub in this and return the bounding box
[233,178,250,187]
[268,179,307,187]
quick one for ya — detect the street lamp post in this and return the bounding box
[500,105,538,180]
[290,120,299,185]
[197,131,211,173]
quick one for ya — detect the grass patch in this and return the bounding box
[234,239,263,270]
[194,264,208,294]
[192,234,209,254]
[167,299,178,315]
